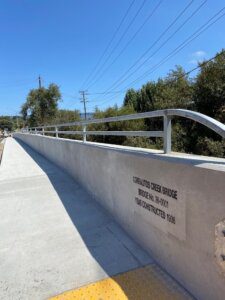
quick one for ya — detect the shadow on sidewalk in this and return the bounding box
[14,138,193,300]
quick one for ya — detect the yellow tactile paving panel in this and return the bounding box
[50,264,193,300]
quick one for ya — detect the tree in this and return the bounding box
[0,117,14,131]
[124,89,140,111]
[51,109,80,124]
[186,50,225,157]
[193,49,225,123]
[122,66,195,152]
[88,105,146,146]
[50,109,82,140]
[21,83,61,127]
[156,66,193,109]
[123,66,193,113]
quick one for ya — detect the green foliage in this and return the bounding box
[122,136,160,150]
[171,121,189,153]
[190,50,225,157]
[51,109,80,124]
[124,89,140,110]
[15,50,225,158]
[88,105,146,145]
[122,60,225,158]
[195,137,225,157]
[21,83,61,127]
[124,66,193,112]
[0,117,14,131]
[0,116,23,131]
[51,109,82,140]
[193,49,225,123]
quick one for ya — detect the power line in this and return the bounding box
[86,0,148,89]
[168,51,225,82]
[104,0,207,93]
[58,50,225,112]
[91,50,225,108]
[63,91,124,98]
[88,91,125,95]
[66,2,225,111]
[125,5,225,88]
[64,50,225,112]
[95,0,195,95]
[81,0,136,89]
[87,0,164,89]
[61,92,77,99]
[96,1,224,98]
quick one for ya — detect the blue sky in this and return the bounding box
[1,0,225,116]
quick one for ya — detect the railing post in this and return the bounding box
[42,128,45,136]
[163,115,171,154]
[55,126,58,138]
[83,125,86,142]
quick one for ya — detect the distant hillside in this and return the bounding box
[80,113,94,120]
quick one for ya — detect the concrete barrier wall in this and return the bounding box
[14,133,225,300]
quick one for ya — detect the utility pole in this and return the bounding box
[38,75,42,89]
[79,90,89,120]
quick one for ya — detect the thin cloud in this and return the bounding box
[193,50,206,57]
[189,50,207,65]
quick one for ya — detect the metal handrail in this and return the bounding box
[22,109,225,154]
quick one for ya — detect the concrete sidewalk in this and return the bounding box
[0,138,192,299]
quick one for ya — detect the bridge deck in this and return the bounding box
[0,138,193,299]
